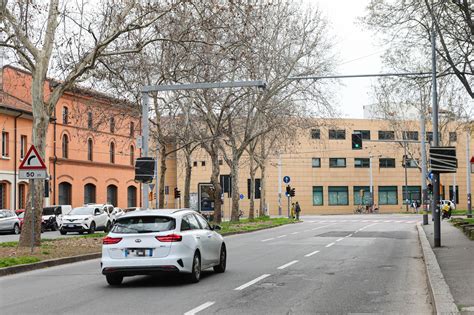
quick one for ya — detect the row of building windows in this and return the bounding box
[1,133,32,160]
[311,157,418,168]
[312,185,460,206]
[61,134,134,165]
[61,107,135,136]
[58,182,137,207]
[310,128,457,142]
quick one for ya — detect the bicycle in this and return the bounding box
[354,205,364,214]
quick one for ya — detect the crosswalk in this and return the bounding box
[305,219,419,224]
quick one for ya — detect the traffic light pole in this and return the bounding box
[431,23,441,247]
[141,92,150,210]
[420,108,429,225]
[467,132,472,218]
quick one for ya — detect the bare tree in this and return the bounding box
[363,0,473,98]
[0,0,181,247]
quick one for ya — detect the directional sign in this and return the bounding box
[18,145,47,179]
[283,176,291,184]
[429,146,457,173]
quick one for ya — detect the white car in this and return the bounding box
[60,206,111,235]
[101,209,226,286]
[108,207,125,224]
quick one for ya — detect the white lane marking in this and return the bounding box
[311,223,336,231]
[234,274,271,291]
[325,242,335,248]
[261,238,275,242]
[277,260,299,270]
[336,238,344,242]
[383,220,392,223]
[184,301,215,315]
[291,232,299,235]
[395,220,403,223]
[277,235,287,238]
[346,233,353,237]
[304,250,320,257]
[354,230,358,234]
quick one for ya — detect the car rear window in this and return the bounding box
[43,207,56,216]
[112,216,175,234]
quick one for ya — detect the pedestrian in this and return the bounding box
[290,203,295,219]
[295,201,301,220]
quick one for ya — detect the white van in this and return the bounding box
[45,205,72,227]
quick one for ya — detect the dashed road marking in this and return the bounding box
[291,232,299,235]
[277,260,299,270]
[346,233,353,237]
[325,242,335,248]
[304,250,320,257]
[184,301,215,315]
[261,238,275,242]
[336,238,344,242]
[234,274,271,291]
[277,235,287,238]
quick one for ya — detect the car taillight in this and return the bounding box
[103,236,122,245]
[156,234,182,242]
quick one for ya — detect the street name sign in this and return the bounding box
[18,145,47,179]
[429,146,457,173]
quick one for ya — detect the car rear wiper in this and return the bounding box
[137,230,156,233]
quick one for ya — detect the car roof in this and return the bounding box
[119,208,195,219]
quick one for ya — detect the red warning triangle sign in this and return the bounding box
[19,145,47,170]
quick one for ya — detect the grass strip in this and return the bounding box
[0,256,41,268]
[217,216,297,234]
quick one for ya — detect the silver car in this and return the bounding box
[0,210,21,234]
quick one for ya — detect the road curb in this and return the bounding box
[416,224,459,314]
[0,252,101,277]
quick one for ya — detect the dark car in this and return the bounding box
[42,207,58,231]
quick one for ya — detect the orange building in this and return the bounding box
[0,66,141,210]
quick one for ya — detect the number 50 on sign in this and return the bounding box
[19,170,47,179]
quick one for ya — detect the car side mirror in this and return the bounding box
[212,225,221,231]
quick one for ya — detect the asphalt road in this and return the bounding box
[0,214,433,314]
[0,230,106,242]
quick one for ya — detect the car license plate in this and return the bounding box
[124,249,153,257]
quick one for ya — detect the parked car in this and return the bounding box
[15,209,25,216]
[45,205,72,227]
[101,209,226,286]
[0,209,21,234]
[42,207,58,231]
[123,207,141,213]
[17,211,46,232]
[108,207,125,225]
[60,206,111,235]
[440,200,456,211]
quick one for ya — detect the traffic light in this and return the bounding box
[351,133,362,150]
[286,185,291,195]
[174,188,181,199]
[428,183,433,193]
[135,157,155,183]
[290,188,296,197]
[402,155,407,168]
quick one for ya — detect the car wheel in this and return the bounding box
[13,224,20,235]
[89,222,96,234]
[60,229,67,235]
[106,274,123,286]
[104,221,111,233]
[213,244,226,273]
[189,252,201,283]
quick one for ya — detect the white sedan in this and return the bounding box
[101,209,226,285]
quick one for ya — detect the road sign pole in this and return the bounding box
[467,132,472,218]
[141,92,150,210]
[421,109,429,225]
[278,154,282,216]
[30,179,35,254]
[287,195,290,218]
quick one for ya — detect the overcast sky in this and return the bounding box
[310,0,385,118]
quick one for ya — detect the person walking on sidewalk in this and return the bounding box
[295,201,301,220]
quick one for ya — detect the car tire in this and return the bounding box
[106,274,123,286]
[60,229,67,235]
[189,252,201,283]
[13,224,20,235]
[89,222,96,234]
[213,244,226,273]
[104,221,111,233]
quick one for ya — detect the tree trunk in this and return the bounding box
[210,150,222,223]
[183,148,192,208]
[230,155,240,222]
[249,157,256,220]
[158,145,167,208]
[259,163,266,217]
[19,73,49,247]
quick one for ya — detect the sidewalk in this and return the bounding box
[422,219,474,313]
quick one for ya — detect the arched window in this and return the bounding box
[127,186,137,207]
[62,106,69,124]
[87,138,93,161]
[110,117,115,134]
[109,142,115,164]
[0,181,10,209]
[107,185,118,206]
[130,145,134,166]
[62,134,69,158]
[18,183,27,209]
[84,183,96,204]
[58,182,72,205]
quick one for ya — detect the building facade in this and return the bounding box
[174,118,473,216]
[0,66,141,210]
